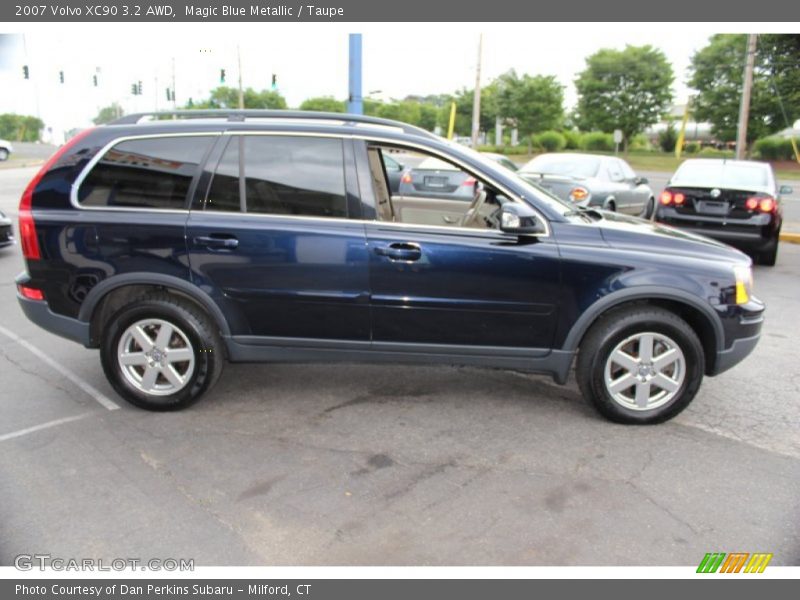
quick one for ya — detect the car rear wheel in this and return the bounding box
[757,237,779,266]
[100,293,224,410]
[0,149,9,161]
[576,306,704,424]
[603,198,616,212]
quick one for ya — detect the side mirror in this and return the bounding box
[396,162,405,171]
[500,203,546,235]
[635,176,649,185]
[779,185,793,195]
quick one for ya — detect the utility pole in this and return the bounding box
[237,44,244,109]
[470,33,483,148]
[735,34,757,160]
[171,57,177,110]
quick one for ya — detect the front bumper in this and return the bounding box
[710,299,765,376]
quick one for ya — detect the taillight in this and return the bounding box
[660,190,684,206]
[19,128,95,261]
[400,172,412,184]
[462,176,477,187]
[17,284,44,301]
[569,187,589,202]
[744,196,776,213]
[758,198,776,213]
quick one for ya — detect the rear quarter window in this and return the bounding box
[77,136,215,209]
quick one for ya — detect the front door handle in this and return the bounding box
[194,234,239,250]
[374,242,422,261]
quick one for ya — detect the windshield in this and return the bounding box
[671,161,769,189]
[520,154,601,178]
[443,140,577,216]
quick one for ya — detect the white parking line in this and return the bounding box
[0,413,93,443]
[0,325,121,410]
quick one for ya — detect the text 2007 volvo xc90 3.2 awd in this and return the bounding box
[15,110,764,424]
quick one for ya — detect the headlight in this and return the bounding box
[733,265,753,304]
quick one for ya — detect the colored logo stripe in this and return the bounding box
[697,552,773,573]
[744,553,773,573]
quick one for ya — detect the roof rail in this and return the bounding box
[109,109,439,140]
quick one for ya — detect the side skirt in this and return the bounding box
[224,336,574,384]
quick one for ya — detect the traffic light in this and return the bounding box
[131,83,138,95]
[93,75,98,87]
[271,73,277,89]
[59,71,64,83]
[220,69,226,83]
[166,87,171,101]
[137,81,143,95]
[22,65,29,79]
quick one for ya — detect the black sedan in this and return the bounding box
[655,159,791,266]
[518,153,655,218]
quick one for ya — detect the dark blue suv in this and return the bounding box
[15,111,765,423]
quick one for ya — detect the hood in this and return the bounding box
[593,210,750,264]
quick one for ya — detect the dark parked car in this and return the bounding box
[518,153,655,218]
[655,159,790,266]
[381,152,405,193]
[16,110,764,424]
[0,210,13,248]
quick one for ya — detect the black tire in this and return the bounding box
[641,197,655,220]
[0,148,9,161]
[100,292,224,411]
[604,198,616,212]
[757,237,779,267]
[576,306,705,424]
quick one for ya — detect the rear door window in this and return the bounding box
[78,136,214,209]
[206,135,347,218]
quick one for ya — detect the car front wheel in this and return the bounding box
[576,306,704,424]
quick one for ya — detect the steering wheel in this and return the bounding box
[460,182,488,228]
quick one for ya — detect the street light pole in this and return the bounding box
[237,44,244,109]
[470,33,483,148]
[735,34,757,160]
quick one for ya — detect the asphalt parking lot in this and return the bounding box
[0,166,798,566]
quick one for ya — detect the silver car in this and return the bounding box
[0,139,13,161]
[518,153,655,218]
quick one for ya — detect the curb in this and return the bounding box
[0,159,45,171]
[780,232,800,244]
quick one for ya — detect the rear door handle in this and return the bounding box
[374,242,422,261]
[193,234,239,250]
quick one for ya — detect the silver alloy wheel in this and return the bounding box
[117,318,195,396]
[603,331,685,411]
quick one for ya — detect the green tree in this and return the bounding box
[574,45,674,151]
[495,70,564,136]
[688,34,800,144]
[375,100,422,126]
[93,103,124,125]
[0,113,44,141]
[189,86,287,109]
[299,96,346,112]
[451,84,498,137]
[658,121,678,153]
